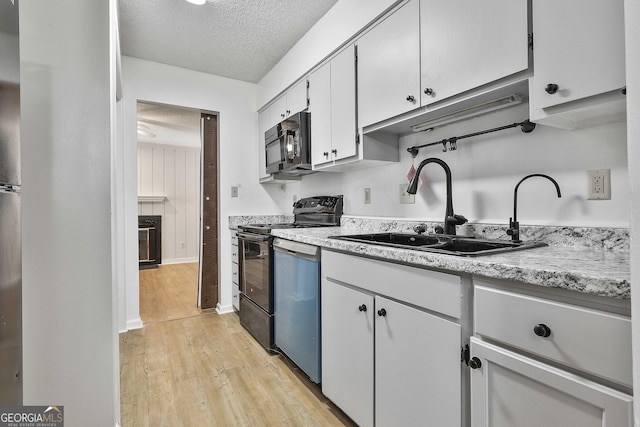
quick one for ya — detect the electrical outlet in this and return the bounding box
[231,186,239,198]
[180,241,185,249]
[399,183,415,204]
[587,169,611,200]
[364,188,371,204]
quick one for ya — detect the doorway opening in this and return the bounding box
[135,101,219,324]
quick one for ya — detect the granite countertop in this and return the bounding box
[269,226,631,300]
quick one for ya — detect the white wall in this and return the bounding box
[138,143,201,264]
[321,104,628,227]
[119,57,295,329]
[624,0,640,423]
[20,0,116,425]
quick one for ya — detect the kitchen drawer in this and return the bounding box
[232,284,239,311]
[232,262,239,285]
[474,284,632,388]
[231,244,238,263]
[322,250,461,319]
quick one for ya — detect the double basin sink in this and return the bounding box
[330,232,545,257]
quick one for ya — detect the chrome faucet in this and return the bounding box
[407,158,467,235]
[507,174,562,242]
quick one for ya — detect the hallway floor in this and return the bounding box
[120,263,355,426]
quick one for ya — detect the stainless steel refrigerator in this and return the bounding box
[0,0,22,405]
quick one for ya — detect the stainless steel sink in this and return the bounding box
[330,233,546,256]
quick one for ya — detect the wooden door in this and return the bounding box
[200,113,218,309]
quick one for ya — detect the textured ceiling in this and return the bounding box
[118,0,339,83]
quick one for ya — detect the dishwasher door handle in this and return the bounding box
[273,240,320,262]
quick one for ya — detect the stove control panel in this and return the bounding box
[293,195,343,213]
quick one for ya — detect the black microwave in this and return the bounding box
[265,111,314,176]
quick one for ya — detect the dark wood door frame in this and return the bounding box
[199,113,219,309]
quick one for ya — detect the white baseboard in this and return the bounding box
[126,318,143,331]
[161,257,199,265]
[215,302,235,315]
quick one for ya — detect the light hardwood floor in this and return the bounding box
[120,263,356,426]
[139,263,201,324]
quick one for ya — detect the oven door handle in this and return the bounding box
[237,232,271,243]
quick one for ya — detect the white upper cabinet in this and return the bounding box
[264,79,309,130]
[357,0,421,128]
[357,0,528,130]
[270,95,288,124]
[529,0,626,129]
[420,0,529,106]
[531,0,625,110]
[309,61,333,167]
[284,79,309,118]
[309,44,358,168]
[330,45,358,163]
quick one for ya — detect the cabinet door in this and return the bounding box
[322,279,374,427]
[420,0,528,106]
[257,109,271,180]
[286,79,308,117]
[270,95,287,123]
[330,44,357,162]
[531,0,625,109]
[470,337,633,427]
[375,296,462,427]
[357,0,420,128]
[309,62,333,167]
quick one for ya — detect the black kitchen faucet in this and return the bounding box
[507,174,562,242]
[407,158,467,235]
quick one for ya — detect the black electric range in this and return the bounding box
[236,195,343,351]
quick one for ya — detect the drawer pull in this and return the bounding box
[469,357,482,369]
[358,304,367,312]
[377,308,387,317]
[534,323,552,337]
[545,83,559,94]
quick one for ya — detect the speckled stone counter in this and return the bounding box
[267,217,630,300]
[228,215,293,229]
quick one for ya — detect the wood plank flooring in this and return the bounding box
[120,263,356,426]
[139,263,201,324]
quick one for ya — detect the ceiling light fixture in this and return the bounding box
[183,0,206,5]
[410,94,523,132]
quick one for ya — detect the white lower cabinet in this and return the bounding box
[322,280,374,427]
[469,337,633,427]
[231,230,239,311]
[470,279,633,426]
[321,250,464,427]
[375,296,461,427]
